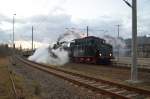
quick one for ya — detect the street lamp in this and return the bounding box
[123,0,138,82]
[13,14,16,49]
[32,26,34,51]
[12,14,16,65]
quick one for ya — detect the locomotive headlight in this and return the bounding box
[110,53,112,56]
[99,53,102,56]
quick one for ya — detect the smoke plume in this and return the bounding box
[28,46,69,65]
[28,29,85,66]
[103,35,126,57]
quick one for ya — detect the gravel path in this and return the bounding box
[10,60,104,99]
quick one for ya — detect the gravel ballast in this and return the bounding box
[10,60,105,99]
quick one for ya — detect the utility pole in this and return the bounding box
[117,24,120,61]
[32,26,34,51]
[123,0,138,82]
[19,44,22,50]
[131,0,138,81]
[87,26,89,37]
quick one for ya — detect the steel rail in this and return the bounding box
[8,58,18,99]
[8,71,18,99]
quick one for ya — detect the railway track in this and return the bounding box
[111,57,150,71]
[9,57,25,99]
[15,56,150,99]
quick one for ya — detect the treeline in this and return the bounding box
[0,44,12,57]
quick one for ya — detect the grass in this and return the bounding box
[0,57,41,99]
[0,57,14,99]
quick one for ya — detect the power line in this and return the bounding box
[123,0,132,8]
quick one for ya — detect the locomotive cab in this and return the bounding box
[70,36,113,64]
[98,43,113,63]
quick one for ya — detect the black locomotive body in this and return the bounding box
[69,36,113,64]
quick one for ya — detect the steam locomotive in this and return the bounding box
[69,36,113,64]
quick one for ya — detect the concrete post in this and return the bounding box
[131,0,138,81]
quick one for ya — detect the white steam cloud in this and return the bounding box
[28,46,69,66]
[103,35,126,57]
[28,29,85,66]
[103,35,126,48]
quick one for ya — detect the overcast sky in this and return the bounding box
[0,0,150,44]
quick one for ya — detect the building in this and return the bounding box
[125,36,150,58]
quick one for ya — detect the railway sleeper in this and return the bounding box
[74,77,88,81]
[84,81,97,84]
[114,90,127,94]
[124,92,147,99]
[119,91,139,98]
[97,85,110,89]
[105,87,119,91]
[91,82,104,86]
[105,88,127,95]
[125,93,139,98]
[98,86,138,98]
[77,79,92,83]
[73,75,93,83]
[68,75,84,79]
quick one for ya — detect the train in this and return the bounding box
[69,36,113,64]
[23,36,113,64]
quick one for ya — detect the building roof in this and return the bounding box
[125,36,150,46]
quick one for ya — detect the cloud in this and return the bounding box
[15,14,125,43]
[75,16,126,37]
[0,15,11,23]
[0,29,10,43]
[0,13,145,44]
[14,13,76,42]
[0,1,150,45]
